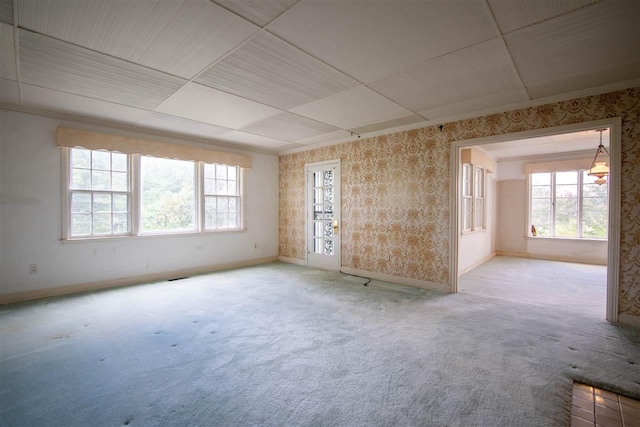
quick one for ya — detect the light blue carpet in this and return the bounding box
[1,261,638,426]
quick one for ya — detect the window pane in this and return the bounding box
[112,194,128,213]
[92,170,111,191]
[323,171,333,186]
[556,171,577,185]
[112,172,128,191]
[229,197,237,212]
[92,151,111,170]
[582,198,607,239]
[93,193,112,213]
[531,173,550,185]
[324,239,334,255]
[227,181,237,196]
[475,198,484,228]
[204,164,214,179]
[71,214,91,236]
[71,193,91,213]
[93,213,112,234]
[556,184,577,198]
[532,185,550,198]
[205,196,216,213]
[140,156,195,232]
[215,180,226,195]
[205,212,215,229]
[462,197,472,230]
[216,164,226,180]
[228,213,238,228]
[71,148,91,168]
[227,166,237,180]
[554,198,577,237]
[531,199,551,237]
[204,179,215,194]
[71,169,91,190]
[216,213,228,229]
[314,238,322,254]
[217,197,228,212]
[111,153,128,172]
[113,214,129,234]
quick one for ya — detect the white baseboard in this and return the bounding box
[618,314,640,328]
[340,266,449,293]
[0,256,278,304]
[496,250,607,266]
[458,252,497,276]
[278,256,305,266]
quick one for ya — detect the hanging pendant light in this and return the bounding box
[588,129,609,185]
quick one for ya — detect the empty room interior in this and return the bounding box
[1,0,640,426]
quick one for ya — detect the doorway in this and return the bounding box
[305,160,341,271]
[449,118,621,322]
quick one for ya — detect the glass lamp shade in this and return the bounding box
[589,161,609,178]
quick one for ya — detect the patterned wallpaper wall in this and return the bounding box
[279,87,640,318]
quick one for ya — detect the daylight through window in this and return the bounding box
[530,170,607,239]
[64,148,244,239]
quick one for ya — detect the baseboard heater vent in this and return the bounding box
[168,277,188,282]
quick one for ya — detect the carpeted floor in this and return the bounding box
[1,260,639,426]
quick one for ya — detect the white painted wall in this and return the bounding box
[458,175,497,274]
[0,110,279,296]
[495,159,607,265]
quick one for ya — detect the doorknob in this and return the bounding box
[333,219,339,233]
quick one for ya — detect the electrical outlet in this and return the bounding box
[29,264,38,274]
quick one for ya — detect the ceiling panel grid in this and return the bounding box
[17,0,258,79]
[196,31,357,110]
[19,30,186,110]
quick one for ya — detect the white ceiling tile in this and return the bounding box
[156,82,281,130]
[213,0,298,27]
[348,114,425,135]
[136,113,233,139]
[418,89,527,121]
[289,85,412,129]
[217,130,290,149]
[268,0,497,83]
[240,112,338,142]
[488,0,598,34]
[21,84,150,124]
[196,32,357,110]
[506,0,640,99]
[370,38,528,113]
[295,129,353,146]
[0,78,20,104]
[0,0,13,24]
[0,22,16,80]
[17,0,257,79]
[19,30,186,110]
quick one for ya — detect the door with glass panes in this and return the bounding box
[306,160,340,271]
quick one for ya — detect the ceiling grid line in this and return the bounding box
[12,0,21,105]
[482,0,532,101]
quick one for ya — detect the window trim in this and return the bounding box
[61,148,246,241]
[527,169,608,240]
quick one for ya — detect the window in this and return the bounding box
[68,148,130,237]
[204,164,241,230]
[63,148,244,239]
[529,170,607,239]
[461,164,485,232]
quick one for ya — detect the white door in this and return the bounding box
[306,160,341,271]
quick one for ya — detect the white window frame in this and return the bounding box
[62,147,245,240]
[461,163,486,233]
[528,169,608,240]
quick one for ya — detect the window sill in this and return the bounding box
[60,228,247,244]
[461,228,487,236]
[526,236,607,242]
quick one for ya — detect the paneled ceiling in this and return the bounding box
[0,0,638,153]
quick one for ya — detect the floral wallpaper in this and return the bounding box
[279,87,640,318]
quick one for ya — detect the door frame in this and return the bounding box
[304,159,341,271]
[449,117,621,323]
